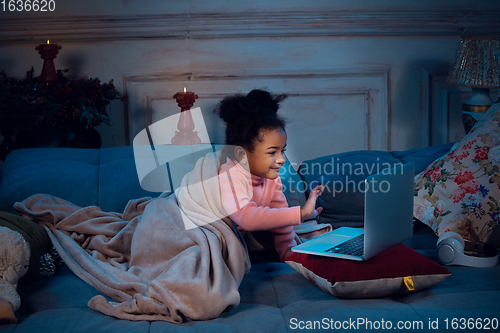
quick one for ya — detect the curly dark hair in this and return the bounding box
[214,89,287,154]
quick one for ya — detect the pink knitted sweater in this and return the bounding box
[219,157,301,262]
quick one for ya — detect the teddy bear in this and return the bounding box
[0,226,30,324]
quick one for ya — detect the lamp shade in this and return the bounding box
[446,36,500,89]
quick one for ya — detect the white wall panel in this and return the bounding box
[124,69,388,164]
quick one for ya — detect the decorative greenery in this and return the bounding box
[0,67,126,129]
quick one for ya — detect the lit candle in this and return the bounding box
[173,88,198,111]
[47,39,50,44]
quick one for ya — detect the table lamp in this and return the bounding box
[446,35,500,133]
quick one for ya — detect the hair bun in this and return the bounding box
[215,95,245,125]
[246,89,286,114]
[216,89,287,126]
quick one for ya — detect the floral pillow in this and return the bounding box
[414,102,500,244]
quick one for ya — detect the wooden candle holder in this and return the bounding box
[171,90,201,145]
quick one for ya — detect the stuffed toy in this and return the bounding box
[0,211,61,324]
[0,226,30,324]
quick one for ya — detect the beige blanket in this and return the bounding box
[14,152,251,323]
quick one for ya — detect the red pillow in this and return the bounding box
[286,244,450,298]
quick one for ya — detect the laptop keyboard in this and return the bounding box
[324,234,364,257]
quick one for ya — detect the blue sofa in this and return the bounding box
[0,143,499,333]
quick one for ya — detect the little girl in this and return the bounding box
[216,89,324,262]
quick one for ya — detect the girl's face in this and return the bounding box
[245,128,287,179]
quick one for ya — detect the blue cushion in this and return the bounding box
[0,148,99,213]
[297,143,456,229]
[98,146,159,212]
[391,142,454,174]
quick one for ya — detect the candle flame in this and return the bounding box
[184,87,186,93]
[47,40,50,44]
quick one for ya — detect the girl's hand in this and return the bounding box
[300,185,324,222]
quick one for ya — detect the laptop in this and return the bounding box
[291,162,415,261]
